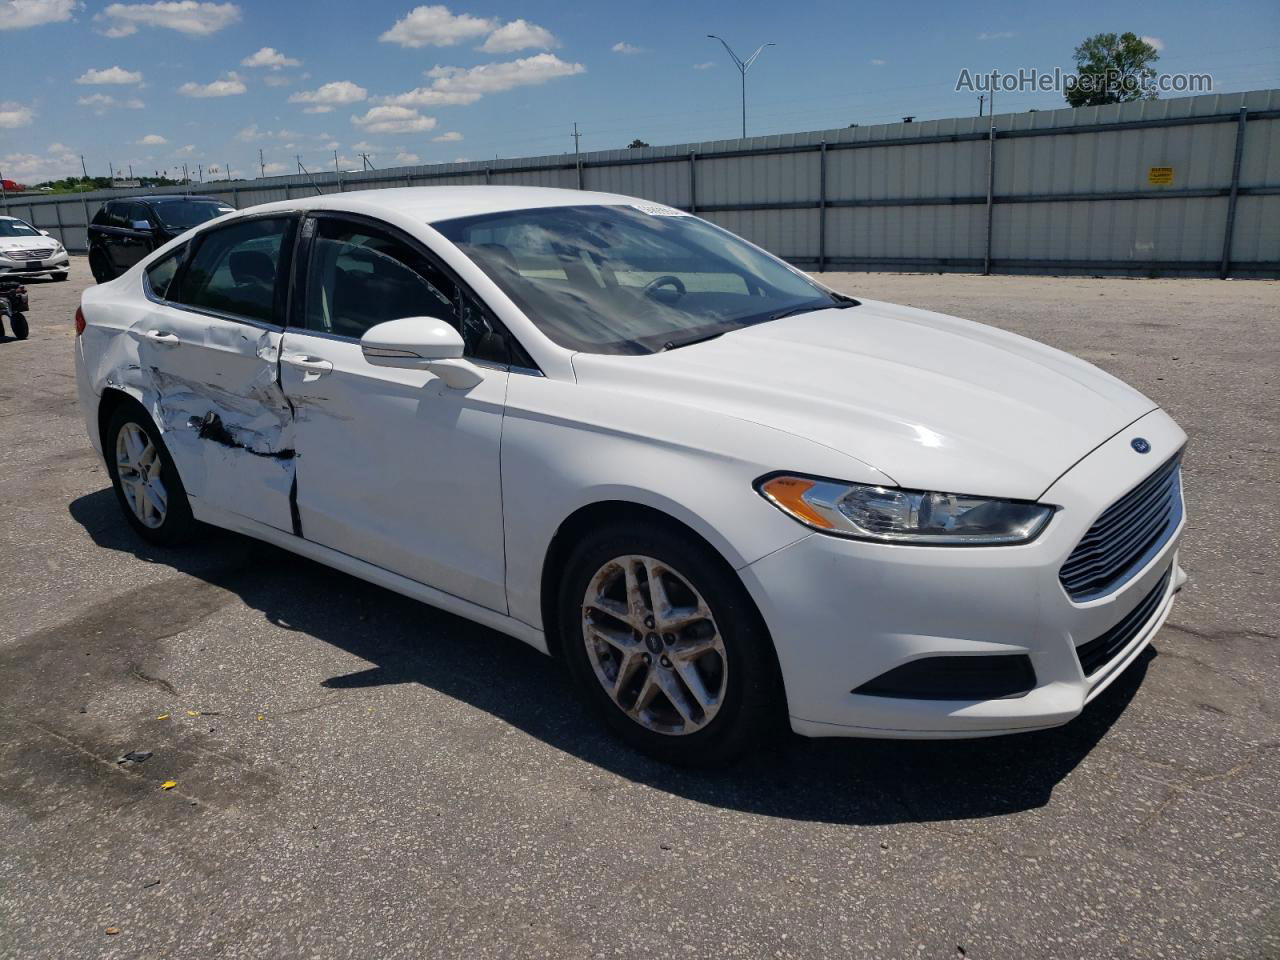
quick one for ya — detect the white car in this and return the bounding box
[0,215,70,280]
[74,187,1187,764]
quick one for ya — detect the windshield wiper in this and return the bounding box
[769,297,859,323]
[660,330,727,352]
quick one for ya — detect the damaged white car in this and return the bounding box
[75,187,1187,764]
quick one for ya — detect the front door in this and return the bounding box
[279,214,512,612]
[137,214,299,531]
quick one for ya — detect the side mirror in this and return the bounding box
[39,229,51,236]
[130,220,153,232]
[360,317,483,389]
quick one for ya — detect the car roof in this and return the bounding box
[238,186,645,224]
[135,195,222,203]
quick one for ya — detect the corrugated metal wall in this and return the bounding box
[5,89,1277,277]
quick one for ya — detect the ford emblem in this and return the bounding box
[1131,437,1151,454]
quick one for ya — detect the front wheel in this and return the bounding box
[559,524,784,765]
[105,402,198,545]
[8,312,28,339]
[50,271,68,282]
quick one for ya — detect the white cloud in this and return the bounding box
[1142,35,1165,52]
[380,5,493,48]
[261,161,289,175]
[870,58,885,66]
[612,41,642,55]
[693,61,714,70]
[432,130,463,142]
[178,72,247,97]
[77,93,145,111]
[0,145,82,184]
[480,19,556,53]
[97,1,239,36]
[241,46,300,69]
[377,87,480,107]
[138,133,168,145]
[263,74,292,87]
[289,80,368,114]
[392,151,421,165]
[176,144,195,154]
[0,0,80,31]
[976,31,1014,40]
[424,53,585,98]
[0,101,34,127]
[76,65,144,85]
[351,105,437,134]
[351,140,376,152]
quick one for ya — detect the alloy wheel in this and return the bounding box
[581,554,728,735]
[115,422,168,528]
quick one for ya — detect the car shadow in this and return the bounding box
[68,487,1153,826]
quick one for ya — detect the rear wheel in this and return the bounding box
[89,249,112,284]
[105,402,197,545]
[8,312,27,340]
[559,523,783,765]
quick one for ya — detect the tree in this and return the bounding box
[627,138,650,149]
[1066,32,1161,107]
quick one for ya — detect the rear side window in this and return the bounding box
[145,245,186,300]
[169,218,293,325]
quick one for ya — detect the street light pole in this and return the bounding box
[706,34,774,139]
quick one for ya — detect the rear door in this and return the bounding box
[278,213,514,611]
[134,214,299,530]
[116,202,155,272]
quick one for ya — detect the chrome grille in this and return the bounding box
[4,248,55,262]
[1059,453,1183,602]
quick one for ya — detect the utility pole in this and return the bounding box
[978,94,985,117]
[227,161,233,181]
[128,164,134,179]
[80,155,89,181]
[0,166,7,212]
[706,34,775,138]
[259,148,265,179]
[198,164,203,182]
[296,155,303,175]
[572,122,581,155]
[108,161,114,183]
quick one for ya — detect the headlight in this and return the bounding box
[757,474,1054,545]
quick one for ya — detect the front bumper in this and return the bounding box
[741,408,1187,739]
[0,250,70,276]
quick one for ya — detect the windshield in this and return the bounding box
[0,219,41,238]
[433,204,850,355]
[150,199,234,230]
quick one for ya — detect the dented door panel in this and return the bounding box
[126,300,296,531]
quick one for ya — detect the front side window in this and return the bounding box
[168,217,293,325]
[302,218,510,362]
[0,218,41,238]
[433,204,850,355]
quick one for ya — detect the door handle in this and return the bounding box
[282,354,334,376]
[145,329,180,345]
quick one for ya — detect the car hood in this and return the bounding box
[571,299,1157,500]
[0,236,56,251]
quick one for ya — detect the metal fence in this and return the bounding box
[5,88,1278,278]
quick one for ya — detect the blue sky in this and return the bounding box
[2,0,1278,185]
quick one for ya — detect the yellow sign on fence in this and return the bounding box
[1148,166,1175,185]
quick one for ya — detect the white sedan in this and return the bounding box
[0,215,70,280]
[74,187,1187,764]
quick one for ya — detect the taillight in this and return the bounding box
[74,306,85,335]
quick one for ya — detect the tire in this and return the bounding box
[51,271,68,282]
[8,313,27,340]
[89,249,112,284]
[559,522,784,765]
[104,401,198,546]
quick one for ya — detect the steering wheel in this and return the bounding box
[643,274,687,302]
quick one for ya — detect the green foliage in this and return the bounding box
[627,139,651,149]
[1066,32,1161,107]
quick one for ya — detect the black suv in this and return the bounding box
[88,195,234,282]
